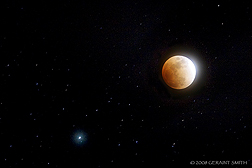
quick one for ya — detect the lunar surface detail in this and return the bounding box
[162,55,196,89]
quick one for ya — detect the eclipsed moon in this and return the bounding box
[162,55,196,90]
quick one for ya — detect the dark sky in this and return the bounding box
[1,1,252,167]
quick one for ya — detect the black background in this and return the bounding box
[1,1,252,167]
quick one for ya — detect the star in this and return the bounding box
[71,130,88,146]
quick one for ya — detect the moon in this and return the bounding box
[162,55,196,90]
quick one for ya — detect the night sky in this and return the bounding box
[1,1,252,167]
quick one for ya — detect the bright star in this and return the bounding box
[71,130,88,146]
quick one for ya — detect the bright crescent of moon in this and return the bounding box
[162,55,196,90]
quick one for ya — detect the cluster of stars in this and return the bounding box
[1,1,252,167]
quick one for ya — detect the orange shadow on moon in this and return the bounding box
[157,44,207,98]
[162,55,196,90]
